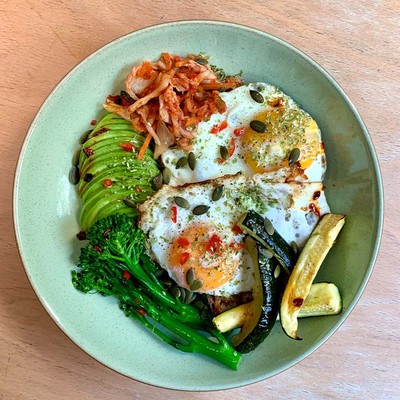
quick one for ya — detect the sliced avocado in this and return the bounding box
[77,112,160,231]
[80,189,142,231]
[78,155,158,195]
[80,167,153,203]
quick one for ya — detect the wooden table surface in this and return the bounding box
[1,1,399,399]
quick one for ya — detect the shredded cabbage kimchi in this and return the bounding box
[103,53,243,159]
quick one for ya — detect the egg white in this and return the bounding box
[162,83,326,186]
[139,174,330,297]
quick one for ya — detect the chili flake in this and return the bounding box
[180,252,190,265]
[122,270,131,280]
[309,202,320,218]
[233,127,245,137]
[229,242,245,251]
[210,120,228,134]
[120,142,135,152]
[76,231,87,240]
[171,206,177,223]
[177,237,190,248]
[228,137,236,157]
[206,234,222,254]
[232,225,243,235]
[83,147,94,157]
[93,245,103,253]
[293,297,304,307]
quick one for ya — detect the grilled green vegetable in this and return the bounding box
[280,213,345,340]
[238,210,297,275]
[213,236,282,353]
[212,209,296,353]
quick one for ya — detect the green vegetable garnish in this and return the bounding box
[72,213,241,370]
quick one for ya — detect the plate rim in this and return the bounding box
[12,19,384,391]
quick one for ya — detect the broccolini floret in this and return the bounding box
[72,213,241,370]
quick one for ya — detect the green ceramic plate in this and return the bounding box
[14,21,383,390]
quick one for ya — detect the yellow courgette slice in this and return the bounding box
[212,301,253,334]
[297,282,342,318]
[224,236,264,348]
[280,213,345,340]
[214,282,342,332]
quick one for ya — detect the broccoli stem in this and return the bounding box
[108,246,204,325]
[93,260,204,326]
[122,289,241,370]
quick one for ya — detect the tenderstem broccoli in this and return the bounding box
[72,213,241,370]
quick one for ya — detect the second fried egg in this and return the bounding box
[138,174,330,297]
[162,83,326,186]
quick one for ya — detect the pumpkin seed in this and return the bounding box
[274,264,281,279]
[250,90,264,103]
[174,196,190,209]
[291,240,299,255]
[162,168,171,184]
[211,185,224,201]
[179,287,187,300]
[188,152,196,170]
[184,290,197,304]
[289,148,301,165]
[69,166,80,185]
[152,173,163,190]
[264,217,275,235]
[190,279,203,291]
[171,285,181,298]
[79,129,92,144]
[250,120,267,133]
[261,248,274,259]
[72,149,81,166]
[176,156,188,169]
[186,268,195,286]
[192,205,210,215]
[220,145,229,160]
[123,198,136,208]
[195,58,208,65]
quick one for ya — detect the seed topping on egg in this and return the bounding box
[250,120,267,133]
[188,152,196,170]
[212,185,224,201]
[176,156,188,169]
[249,89,265,104]
[173,196,190,209]
[289,148,301,165]
[160,83,325,185]
[192,205,210,215]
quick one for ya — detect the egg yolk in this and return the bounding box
[241,108,321,173]
[168,224,240,292]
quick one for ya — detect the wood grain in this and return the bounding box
[1,1,399,399]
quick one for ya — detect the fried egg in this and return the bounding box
[162,83,326,186]
[138,174,330,297]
